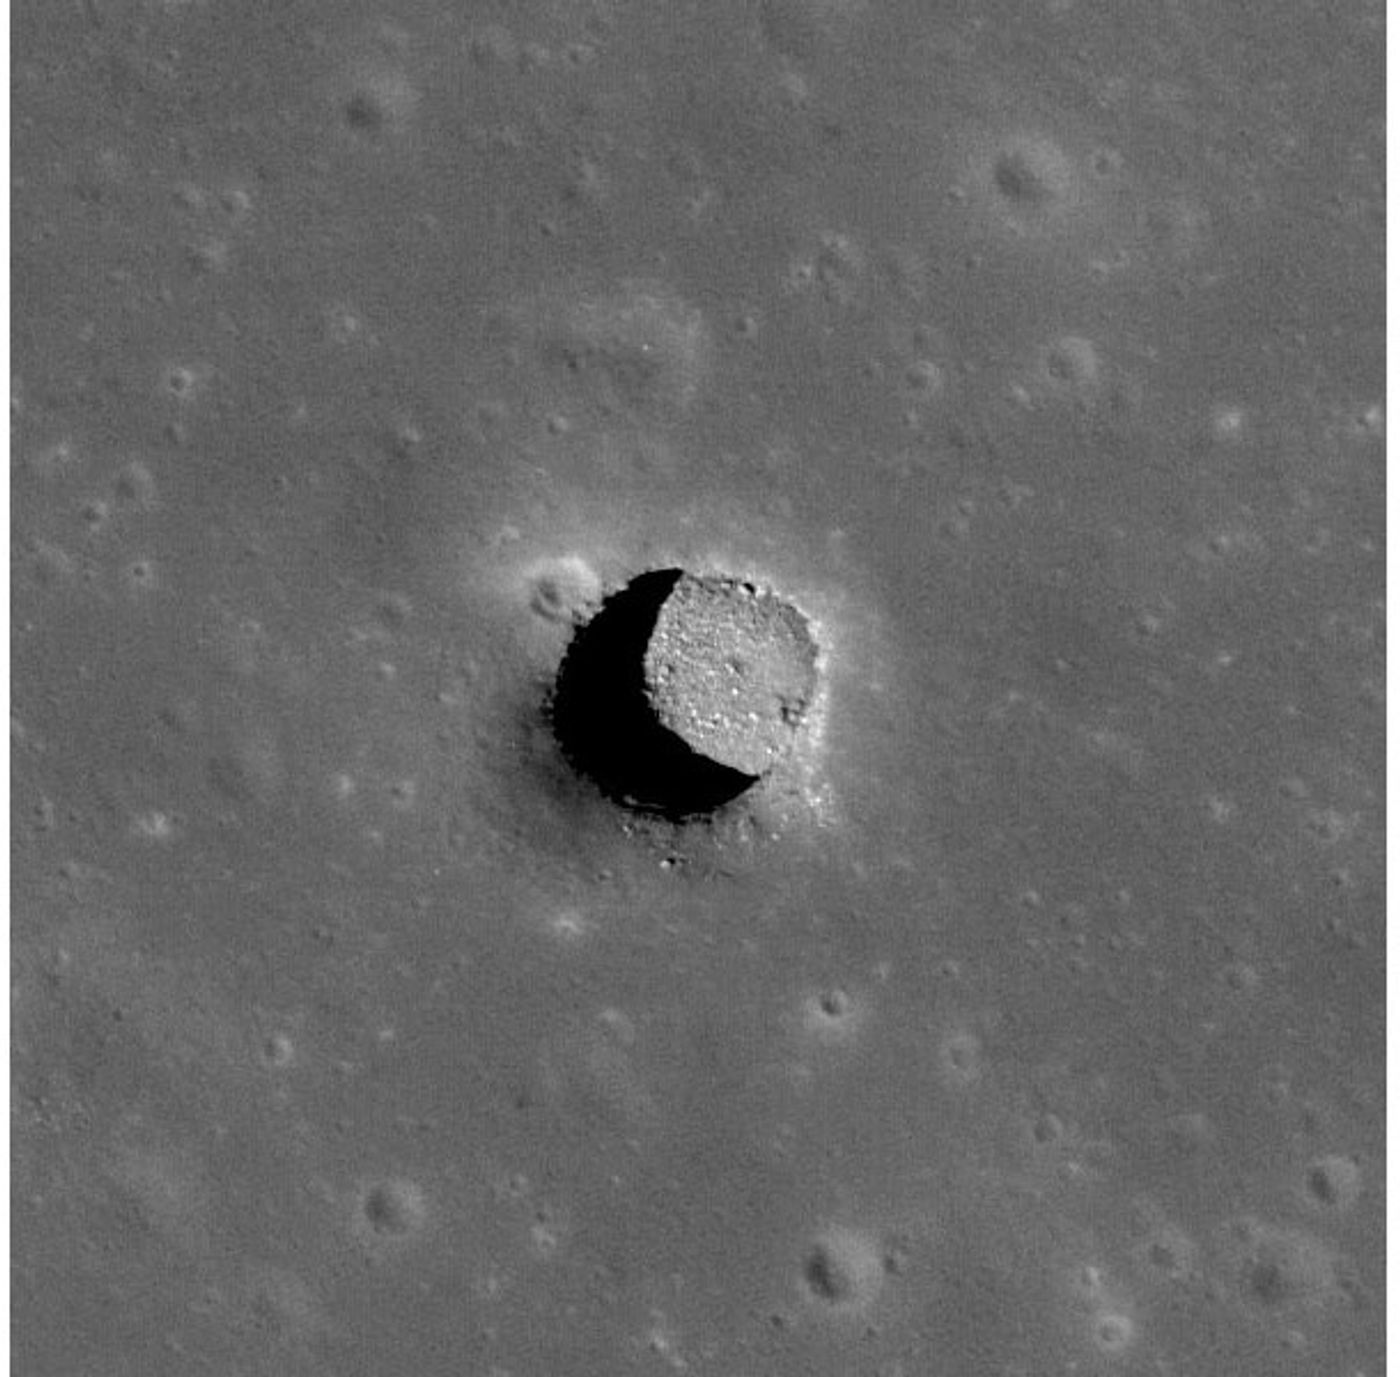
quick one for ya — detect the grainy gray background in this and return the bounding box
[12,2,1384,1374]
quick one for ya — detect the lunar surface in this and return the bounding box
[11,2,1383,1376]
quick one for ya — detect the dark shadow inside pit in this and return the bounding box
[549,568,761,819]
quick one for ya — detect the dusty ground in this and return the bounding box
[11,1,1384,1374]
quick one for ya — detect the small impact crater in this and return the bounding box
[798,1225,890,1316]
[990,135,1074,211]
[359,1178,427,1240]
[1302,1154,1362,1213]
[801,985,867,1046]
[550,569,820,820]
